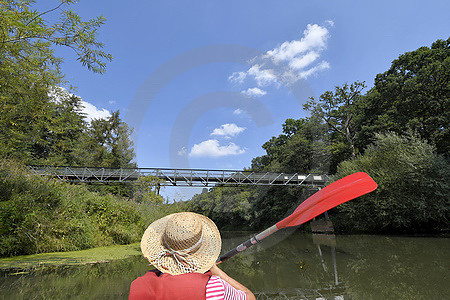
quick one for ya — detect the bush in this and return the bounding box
[0,160,177,257]
[333,132,449,233]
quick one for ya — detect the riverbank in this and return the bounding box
[0,243,143,272]
[0,160,189,259]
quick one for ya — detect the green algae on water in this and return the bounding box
[0,243,144,271]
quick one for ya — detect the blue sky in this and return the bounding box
[37,0,449,200]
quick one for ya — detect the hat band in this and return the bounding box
[152,231,203,273]
[163,232,204,254]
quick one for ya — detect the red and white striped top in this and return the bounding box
[205,275,247,300]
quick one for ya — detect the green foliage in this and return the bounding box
[0,0,132,169]
[247,186,310,230]
[0,160,174,257]
[131,176,165,204]
[44,89,88,165]
[252,117,329,173]
[188,186,256,230]
[356,38,450,156]
[304,81,367,160]
[0,85,137,170]
[78,111,136,168]
[0,0,110,161]
[0,0,113,74]
[0,1,190,257]
[333,132,449,233]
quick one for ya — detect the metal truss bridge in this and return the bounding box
[28,166,329,187]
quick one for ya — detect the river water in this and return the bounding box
[1,231,448,299]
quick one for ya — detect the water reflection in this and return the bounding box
[219,229,347,299]
[219,215,348,299]
[1,231,448,299]
[0,256,150,299]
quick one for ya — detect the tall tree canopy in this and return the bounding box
[0,0,136,168]
[304,81,367,159]
[78,111,136,168]
[356,38,449,156]
[251,117,329,173]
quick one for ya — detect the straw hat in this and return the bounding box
[141,212,221,275]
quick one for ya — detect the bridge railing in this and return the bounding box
[28,166,329,187]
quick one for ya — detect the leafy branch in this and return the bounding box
[0,0,112,73]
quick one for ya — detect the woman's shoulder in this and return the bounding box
[206,276,225,299]
[206,276,247,300]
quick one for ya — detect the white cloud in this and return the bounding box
[48,86,111,123]
[233,108,244,115]
[228,23,331,88]
[299,61,330,79]
[80,100,111,123]
[189,139,245,157]
[211,123,246,137]
[177,147,188,156]
[247,65,278,86]
[266,24,329,62]
[228,71,247,84]
[325,20,335,27]
[241,87,267,98]
[288,51,320,70]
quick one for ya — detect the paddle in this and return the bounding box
[216,172,377,264]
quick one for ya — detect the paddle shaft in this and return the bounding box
[217,225,279,264]
[216,172,377,264]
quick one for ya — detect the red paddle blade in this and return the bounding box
[276,172,377,229]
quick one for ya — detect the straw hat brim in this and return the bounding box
[141,213,221,275]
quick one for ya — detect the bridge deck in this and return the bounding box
[28,166,329,187]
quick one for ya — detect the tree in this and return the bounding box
[251,117,329,173]
[48,90,88,165]
[0,0,112,163]
[333,132,449,233]
[27,88,88,165]
[132,175,165,204]
[77,111,136,168]
[357,38,449,157]
[188,185,268,230]
[0,0,112,74]
[304,81,367,159]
